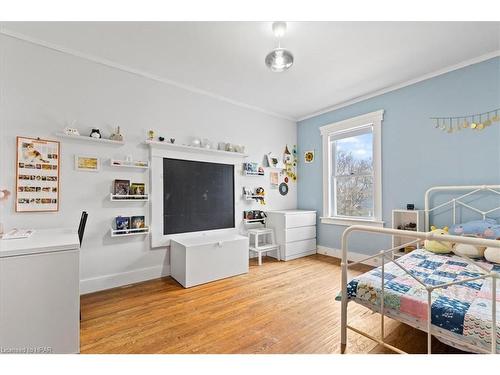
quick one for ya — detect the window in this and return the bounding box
[320,110,384,227]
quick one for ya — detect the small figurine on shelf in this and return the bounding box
[148,130,155,140]
[90,128,101,139]
[110,126,123,142]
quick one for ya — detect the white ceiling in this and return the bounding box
[2,22,500,120]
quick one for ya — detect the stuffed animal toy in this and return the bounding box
[453,241,486,258]
[424,226,453,254]
[449,219,500,239]
[484,239,500,264]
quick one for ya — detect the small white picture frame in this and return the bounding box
[75,155,100,172]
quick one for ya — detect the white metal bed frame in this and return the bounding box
[340,184,500,354]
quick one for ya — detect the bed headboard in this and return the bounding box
[424,184,500,230]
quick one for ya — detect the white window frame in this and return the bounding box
[319,109,384,227]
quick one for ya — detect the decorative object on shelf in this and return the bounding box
[16,136,60,212]
[243,162,264,176]
[304,150,315,163]
[200,138,212,149]
[218,142,227,151]
[170,138,175,144]
[109,126,123,142]
[406,203,415,210]
[243,210,267,224]
[266,152,283,169]
[265,22,294,73]
[89,128,102,139]
[131,215,146,230]
[63,127,79,136]
[270,171,279,189]
[110,159,149,169]
[115,216,130,232]
[431,108,500,133]
[278,182,289,196]
[130,182,145,196]
[191,138,201,147]
[75,155,100,172]
[158,136,165,142]
[113,179,130,196]
[148,130,155,140]
[234,144,245,153]
[242,186,266,205]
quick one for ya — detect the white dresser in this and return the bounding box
[265,210,317,261]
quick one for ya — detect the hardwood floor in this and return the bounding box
[80,254,463,354]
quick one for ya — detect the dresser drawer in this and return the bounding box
[285,226,316,243]
[283,238,317,257]
[285,213,316,228]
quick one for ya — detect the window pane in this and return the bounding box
[335,175,374,217]
[333,132,373,176]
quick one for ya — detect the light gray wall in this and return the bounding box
[0,35,297,293]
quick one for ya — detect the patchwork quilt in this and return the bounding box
[338,249,500,352]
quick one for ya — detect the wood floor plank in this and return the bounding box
[80,254,464,354]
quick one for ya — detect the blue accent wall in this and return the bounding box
[297,57,500,254]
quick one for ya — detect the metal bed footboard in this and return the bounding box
[340,226,500,354]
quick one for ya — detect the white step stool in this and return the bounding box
[248,228,280,265]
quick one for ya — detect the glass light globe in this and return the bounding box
[265,48,294,72]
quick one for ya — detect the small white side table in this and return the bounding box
[248,228,280,265]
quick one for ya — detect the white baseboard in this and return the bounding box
[316,245,380,267]
[80,265,171,295]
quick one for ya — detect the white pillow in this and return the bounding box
[452,243,486,258]
[484,247,500,264]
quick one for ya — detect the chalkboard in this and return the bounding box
[163,158,235,235]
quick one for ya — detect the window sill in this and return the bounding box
[320,216,385,227]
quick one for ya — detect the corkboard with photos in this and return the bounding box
[16,136,60,212]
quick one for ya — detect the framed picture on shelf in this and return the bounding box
[131,215,146,230]
[113,179,130,195]
[15,136,60,212]
[130,182,145,196]
[75,155,100,172]
[115,216,130,232]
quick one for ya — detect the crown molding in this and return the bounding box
[0,27,296,122]
[297,49,500,122]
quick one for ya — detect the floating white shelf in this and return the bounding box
[110,159,150,169]
[55,132,125,145]
[110,227,150,237]
[244,218,266,224]
[243,194,265,201]
[144,140,248,158]
[243,171,264,176]
[110,194,149,201]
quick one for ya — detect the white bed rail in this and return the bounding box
[340,225,500,354]
[424,184,500,229]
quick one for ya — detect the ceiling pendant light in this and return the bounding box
[265,22,294,72]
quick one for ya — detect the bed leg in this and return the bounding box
[340,261,348,354]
